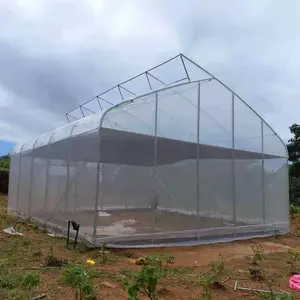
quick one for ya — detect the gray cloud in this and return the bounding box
[0,0,299,145]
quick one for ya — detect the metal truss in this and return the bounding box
[66,53,213,122]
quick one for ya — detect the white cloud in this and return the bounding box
[0,0,299,146]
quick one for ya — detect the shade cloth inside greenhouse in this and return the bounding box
[21,128,283,166]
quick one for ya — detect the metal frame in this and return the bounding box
[65,53,287,157]
[9,54,289,248]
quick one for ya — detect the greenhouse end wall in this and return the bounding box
[8,80,289,247]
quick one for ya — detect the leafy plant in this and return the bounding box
[286,249,300,274]
[246,245,266,281]
[198,257,228,299]
[198,273,214,300]
[121,254,175,299]
[21,273,40,291]
[290,205,300,215]
[143,254,174,290]
[61,265,97,300]
[121,265,160,300]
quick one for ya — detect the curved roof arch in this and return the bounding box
[11,55,287,159]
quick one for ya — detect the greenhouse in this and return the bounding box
[8,54,289,247]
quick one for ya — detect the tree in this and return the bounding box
[287,124,300,205]
[0,154,10,194]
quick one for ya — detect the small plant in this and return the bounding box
[286,248,300,274]
[159,254,174,290]
[93,243,109,264]
[290,204,300,216]
[44,245,68,267]
[121,265,160,300]
[21,273,40,291]
[125,251,133,258]
[141,254,175,290]
[99,243,108,264]
[198,273,214,300]
[246,245,266,281]
[198,257,228,299]
[61,263,97,300]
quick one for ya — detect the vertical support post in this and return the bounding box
[152,92,158,243]
[100,163,104,211]
[65,123,78,212]
[28,139,40,215]
[196,82,201,240]
[92,130,102,241]
[28,157,34,215]
[73,162,79,213]
[16,144,25,212]
[232,93,236,230]
[43,159,50,212]
[65,135,72,212]
[261,120,266,224]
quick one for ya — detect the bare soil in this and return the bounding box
[1,194,300,299]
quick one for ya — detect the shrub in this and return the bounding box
[61,265,97,300]
[246,245,266,281]
[290,204,300,215]
[198,257,228,299]
[121,265,160,300]
[121,254,175,299]
[286,249,300,274]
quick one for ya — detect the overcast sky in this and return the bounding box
[0,0,299,148]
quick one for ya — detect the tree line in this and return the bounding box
[0,154,9,194]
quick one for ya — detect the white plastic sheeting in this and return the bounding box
[8,80,289,247]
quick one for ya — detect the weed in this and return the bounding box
[246,245,266,281]
[21,273,40,291]
[44,245,68,268]
[125,251,133,258]
[286,249,300,274]
[0,273,23,289]
[61,265,97,300]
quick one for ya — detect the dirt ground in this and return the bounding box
[1,194,300,299]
